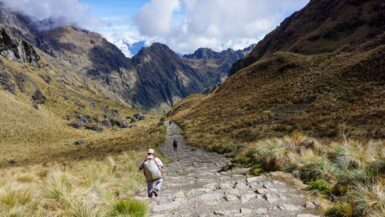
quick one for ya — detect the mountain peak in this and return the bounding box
[184,48,218,59]
[134,42,178,60]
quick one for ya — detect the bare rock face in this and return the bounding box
[0,27,39,66]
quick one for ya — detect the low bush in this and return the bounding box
[300,159,335,182]
[308,179,332,195]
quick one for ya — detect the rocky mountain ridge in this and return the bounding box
[0,4,252,112]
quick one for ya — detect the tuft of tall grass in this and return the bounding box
[0,149,155,216]
[107,199,148,217]
[348,180,385,217]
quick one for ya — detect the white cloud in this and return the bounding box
[1,0,102,29]
[134,0,180,36]
[134,0,309,53]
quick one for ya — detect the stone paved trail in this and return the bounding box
[146,121,321,217]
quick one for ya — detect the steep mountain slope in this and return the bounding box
[0,9,166,167]
[170,0,385,147]
[130,43,206,112]
[229,0,385,76]
[130,44,255,112]
[184,45,255,84]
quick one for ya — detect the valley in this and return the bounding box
[0,0,384,216]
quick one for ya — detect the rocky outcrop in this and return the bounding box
[0,26,39,66]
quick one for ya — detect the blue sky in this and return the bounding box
[2,0,310,56]
[80,0,142,34]
[81,0,144,23]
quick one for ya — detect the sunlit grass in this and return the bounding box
[0,151,153,216]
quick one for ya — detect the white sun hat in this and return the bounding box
[148,148,155,154]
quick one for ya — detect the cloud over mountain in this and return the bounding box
[134,0,309,53]
[0,0,102,29]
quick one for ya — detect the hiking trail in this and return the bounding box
[144,121,321,217]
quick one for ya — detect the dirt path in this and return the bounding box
[147,121,321,217]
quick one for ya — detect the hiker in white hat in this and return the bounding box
[138,148,164,197]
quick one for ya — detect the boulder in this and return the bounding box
[85,124,104,133]
[77,114,91,123]
[102,118,112,127]
[120,120,130,128]
[305,201,316,209]
[133,113,145,120]
[32,90,46,104]
[70,121,84,129]
[110,118,130,128]
[8,159,17,165]
[74,140,85,145]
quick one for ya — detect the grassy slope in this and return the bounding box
[170,47,385,150]
[0,57,166,167]
[169,38,385,216]
[0,56,166,216]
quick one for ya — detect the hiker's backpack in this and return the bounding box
[143,158,162,182]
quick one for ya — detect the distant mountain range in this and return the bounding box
[0,4,254,112]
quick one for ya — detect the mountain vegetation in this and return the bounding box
[0,3,252,112]
[169,0,385,216]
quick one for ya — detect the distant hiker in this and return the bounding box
[138,148,164,198]
[173,139,178,152]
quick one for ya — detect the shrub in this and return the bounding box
[300,159,335,182]
[107,200,147,217]
[308,179,333,195]
[326,202,353,217]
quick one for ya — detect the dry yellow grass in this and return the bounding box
[0,54,167,216]
[0,150,152,216]
[0,57,167,168]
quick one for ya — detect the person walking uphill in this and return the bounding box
[173,139,178,152]
[139,148,164,198]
